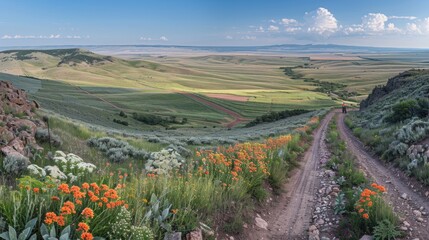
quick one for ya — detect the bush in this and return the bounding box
[245,109,310,127]
[35,128,62,147]
[87,137,149,162]
[395,119,429,144]
[386,98,429,123]
[3,154,30,175]
[113,119,129,126]
[119,111,127,118]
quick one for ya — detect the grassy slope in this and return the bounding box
[2,49,428,128]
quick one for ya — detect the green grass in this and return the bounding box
[2,50,429,129]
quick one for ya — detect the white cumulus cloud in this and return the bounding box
[225,35,233,40]
[281,18,298,26]
[305,7,338,35]
[389,16,417,20]
[268,25,279,32]
[160,36,168,41]
[362,13,388,32]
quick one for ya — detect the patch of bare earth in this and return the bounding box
[337,113,429,239]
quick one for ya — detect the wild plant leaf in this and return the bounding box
[8,226,16,240]
[28,235,36,240]
[17,228,31,240]
[49,225,56,238]
[59,232,69,240]
[0,232,10,240]
[40,224,49,237]
[161,208,169,220]
[24,219,37,230]
[60,226,70,236]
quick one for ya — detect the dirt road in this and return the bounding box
[337,113,429,239]
[244,111,335,240]
[240,111,429,239]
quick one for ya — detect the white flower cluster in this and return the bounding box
[26,151,96,182]
[53,151,97,174]
[108,206,131,239]
[130,226,154,240]
[145,148,185,175]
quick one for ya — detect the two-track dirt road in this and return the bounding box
[241,110,429,239]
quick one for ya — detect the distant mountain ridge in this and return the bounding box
[1,44,429,55]
[0,48,114,66]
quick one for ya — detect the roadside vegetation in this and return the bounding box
[325,119,400,240]
[0,94,322,239]
[346,69,429,185]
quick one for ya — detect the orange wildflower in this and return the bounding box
[362,213,369,219]
[78,222,90,232]
[81,208,94,219]
[33,188,40,193]
[82,182,90,189]
[81,232,93,240]
[44,212,57,225]
[58,183,70,194]
[56,215,65,227]
[51,196,60,201]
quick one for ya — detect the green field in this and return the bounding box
[1,48,428,129]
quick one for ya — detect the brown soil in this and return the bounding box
[337,112,429,239]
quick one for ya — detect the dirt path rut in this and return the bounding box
[245,111,335,240]
[337,113,429,239]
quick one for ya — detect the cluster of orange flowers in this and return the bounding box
[195,134,293,182]
[41,182,127,240]
[355,183,386,220]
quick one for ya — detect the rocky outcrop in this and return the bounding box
[360,70,427,110]
[0,80,44,159]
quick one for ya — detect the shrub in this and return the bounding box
[245,109,310,127]
[119,111,127,118]
[3,154,30,175]
[386,99,418,123]
[386,98,429,123]
[113,119,129,126]
[87,137,149,162]
[145,148,185,175]
[35,128,62,147]
[395,119,429,143]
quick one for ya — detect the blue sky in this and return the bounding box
[1,0,429,48]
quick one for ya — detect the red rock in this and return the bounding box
[7,119,37,134]
[0,127,15,143]
[7,137,25,154]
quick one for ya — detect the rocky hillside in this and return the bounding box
[0,81,44,162]
[360,69,429,110]
[347,69,429,185]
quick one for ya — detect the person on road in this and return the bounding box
[342,102,347,114]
